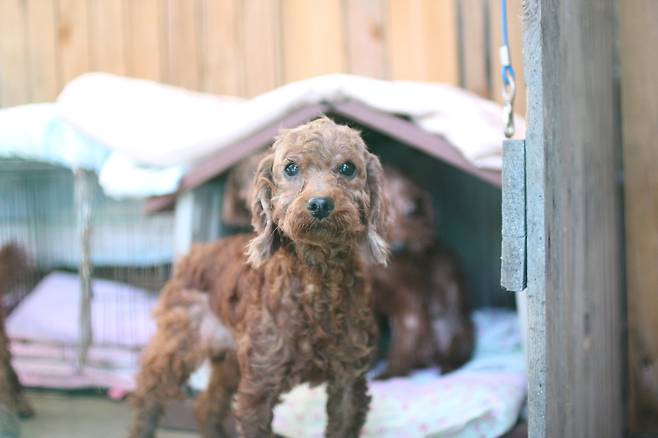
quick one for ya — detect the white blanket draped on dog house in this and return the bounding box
[54,72,524,198]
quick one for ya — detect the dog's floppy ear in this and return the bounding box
[246,152,276,267]
[365,152,390,266]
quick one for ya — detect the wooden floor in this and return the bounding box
[18,389,528,437]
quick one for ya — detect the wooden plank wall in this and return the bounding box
[524,0,624,436]
[0,0,526,114]
[620,0,658,434]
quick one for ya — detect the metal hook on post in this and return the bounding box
[502,68,516,138]
[500,0,516,138]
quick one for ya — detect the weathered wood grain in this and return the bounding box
[163,0,201,89]
[281,0,345,83]
[620,0,658,433]
[459,0,490,97]
[501,139,526,292]
[0,0,513,106]
[388,0,459,84]
[88,0,126,75]
[344,0,387,78]
[124,0,164,81]
[523,0,624,436]
[56,0,90,87]
[242,0,282,97]
[0,0,28,106]
[25,0,59,102]
[200,0,243,96]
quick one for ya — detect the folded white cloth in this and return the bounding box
[2,74,524,199]
[0,103,184,199]
[0,103,108,171]
[57,73,524,171]
[98,153,185,199]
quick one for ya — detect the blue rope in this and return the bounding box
[500,0,516,85]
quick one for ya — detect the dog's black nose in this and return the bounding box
[307,197,334,220]
[391,242,407,255]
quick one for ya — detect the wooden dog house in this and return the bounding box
[143,99,522,434]
[147,100,511,310]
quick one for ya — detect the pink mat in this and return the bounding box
[7,272,156,391]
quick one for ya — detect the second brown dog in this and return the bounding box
[371,166,474,378]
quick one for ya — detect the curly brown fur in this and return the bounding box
[0,243,34,424]
[130,117,389,438]
[372,166,474,378]
[194,352,240,437]
[223,157,475,378]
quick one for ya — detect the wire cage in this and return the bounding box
[0,160,73,308]
[0,159,174,380]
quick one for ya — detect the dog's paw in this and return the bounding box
[16,397,34,419]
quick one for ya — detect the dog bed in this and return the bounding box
[188,309,526,438]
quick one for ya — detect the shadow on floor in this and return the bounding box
[19,390,195,438]
[18,389,528,438]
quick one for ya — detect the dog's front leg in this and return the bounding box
[233,373,279,438]
[0,321,32,418]
[195,352,240,438]
[129,291,205,438]
[325,375,371,438]
[378,306,433,379]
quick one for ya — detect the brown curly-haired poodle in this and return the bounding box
[222,157,474,380]
[130,117,390,438]
[0,243,34,424]
[372,166,474,379]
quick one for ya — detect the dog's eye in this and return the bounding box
[284,162,299,177]
[338,161,356,177]
[407,202,423,217]
[408,199,424,217]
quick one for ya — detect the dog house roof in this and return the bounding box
[146,100,501,212]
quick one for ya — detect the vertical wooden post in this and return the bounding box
[522,1,624,436]
[75,169,94,372]
[174,180,224,260]
[619,1,658,433]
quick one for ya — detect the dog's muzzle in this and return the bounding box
[307,197,334,220]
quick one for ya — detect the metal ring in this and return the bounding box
[502,71,516,102]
